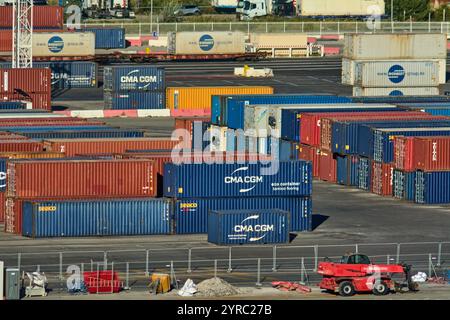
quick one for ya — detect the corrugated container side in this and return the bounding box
[31,32,96,57]
[103,66,165,92]
[416,171,450,204]
[164,161,312,198]
[22,199,172,238]
[394,136,415,172]
[358,157,372,191]
[393,169,416,201]
[0,69,51,93]
[353,87,440,97]
[75,28,125,49]
[208,209,290,245]
[0,140,43,152]
[104,91,166,110]
[174,197,312,234]
[351,96,450,104]
[166,87,274,111]
[7,159,157,198]
[19,130,145,140]
[414,137,450,172]
[336,155,359,186]
[371,161,394,196]
[298,144,320,178]
[318,150,336,182]
[0,6,64,29]
[0,30,12,51]
[0,92,51,110]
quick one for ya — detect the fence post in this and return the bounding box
[410,16,412,33]
[90,259,93,272]
[284,21,286,33]
[230,22,232,31]
[103,252,108,271]
[125,262,129,289]
[355,21,358,33]
[17,253,21,270]
[387,254,390,265]
[428,254,432,277]
[301,21,304,33]
[300,257,305,284]
[355,244,359,254]
[157,17,160,35]
[247,21,250,36]
[96,263,100,295]
[37,265,40,272]
[59,252,63,280]
[227,247,232,273]
[396,243,401,264]
[139,23,142,37]
[319,21,322,36]
[214,260,217,278]
[176,22,178,32]
[337,21,340,35]
[272,246,277,272]
[256,258,262,287]
[81,263,84,276]
[266,22,268,33]
[211,22,214,31]
[187,248,192,273]
[111,262,114,294]
[193,23,196,32]
[170,261,175,287]
[314,245,319,272]
[438,243,442,266]
[145,250,149,276]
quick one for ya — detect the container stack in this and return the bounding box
[342,33,448,97]
[103,65,166,110]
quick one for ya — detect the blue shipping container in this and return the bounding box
[0,101,26,110]
[18,130,145,140]
[393,170,416,201]
[164,161,312,198]
[103,66,165,92]
[104,91,165,110]
[211,94,353,128]
[260,138,299,161]
[397,102,450,117]
[351,96,450,104]
[415,171,450,204]
[174,197,312,234]
[4,126,112,132]
[76,28,125,49]
[22,198,172,238]
[373,127,450,163]
[336,155,359,186]
[208,209,290,245]
[358,157,372,191]
[0,61,98,89]
[191,121,212,151]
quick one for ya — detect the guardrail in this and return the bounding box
[73,21,450,36]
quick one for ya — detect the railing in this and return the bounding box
[72,21,450,36]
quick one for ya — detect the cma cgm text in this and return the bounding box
[120,76,158,83]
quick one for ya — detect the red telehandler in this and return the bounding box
[317,253,419,297]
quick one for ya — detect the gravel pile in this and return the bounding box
[196,277,241,297]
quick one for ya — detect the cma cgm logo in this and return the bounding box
[388,65,405,83]
[224,167,263,193]
[120,70,158,89]
[199,35,214,51]
[234,215,274,242]
[48,36,64,53]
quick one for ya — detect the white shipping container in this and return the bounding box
[353,87,440,97]
[300,0,385,16]
[344,33,447,60]
[209,125,228,152]
[32,32,96,57]
[354,60,440,87]
[342,58,446,85]
[167,32,246,55]
[250,33,308,48]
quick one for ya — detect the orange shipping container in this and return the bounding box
[165,86,274,111]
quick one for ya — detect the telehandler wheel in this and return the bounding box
[338,281,355,297]
[373,281,390,296]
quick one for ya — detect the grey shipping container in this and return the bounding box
[208,209,290,245]
[22,198,173,238]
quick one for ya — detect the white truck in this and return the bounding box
[240,0,295,20]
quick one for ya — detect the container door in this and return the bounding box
[0,261,4,299]
[415,171,425,204]
[5,268,20,300]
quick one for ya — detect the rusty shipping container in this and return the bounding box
[6,159,157,199]
[0,68,51,93]
[0,6,64,30]
[394,136,450,172]
[166,86,274,111]
[0,92,52,110]
[298,144,320,178]
[318,150,336,182]
[0,140,43,152]
[43,138,180,156]
[371,161,394,196]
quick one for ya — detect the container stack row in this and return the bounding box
[342,33,447,96]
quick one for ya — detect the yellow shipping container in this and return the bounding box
[166,86,274,111]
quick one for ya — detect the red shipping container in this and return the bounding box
[0,120,103,127]
[0,6,64,29]
[0,30,12,51]
[319,113,447,151]
[1,68,51,93]
[0,140,43,152]
[7,159,157,199]
[298,144,320,178]
[395,136,450,172]
[300,111,427,148]
[318,150,337,182]
[371,161,394,196]
[0,92,52,110]
[174,117,211,149]
[44,138,181,156]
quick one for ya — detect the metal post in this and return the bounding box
[111,262,114,294]
[355,21,358,33]
[96,263,99,295]
[301,21,304,33]
[283,21,286,33]
[214,260,217,278]
[193,23,196,31]
[429,12,431,33]
[387,254,390,265]
[37,265,40,272]
[90,259,93,272]
[145,250,149,276]
[81,263,84,276]
[337,21,340,35]
[314,245,319,271]
[139,22,142,37]
[59,252,63,280]
[396,243,400,264]
[247,21,250,36]
[187,248,192,273]
[227,247,232,273]
[256,259,262,287]
[319,21,322,36]
[272,246,277,272]
[103,251,108,271]
[300,257,305,283]
[175,22,178,32]
[229,22,232,31]
[410,16,412,33]
[355,244,359,253]
[157,16,160,35]
[17,253,21,269]
[211,22,214,31]
[170,261,175,286]
[428,254,432,277]
[438,243,442,266]
[126,262,129,289]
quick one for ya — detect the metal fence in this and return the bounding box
[1,241,449,294]
[74,21,450,36]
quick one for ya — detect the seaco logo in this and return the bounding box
[224,167,263,193]
[199,34,214,51]
[234,215,274,242]
[120,70,158,89]
[48,36,64,53]
[388,65,405,83]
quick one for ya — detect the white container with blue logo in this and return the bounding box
[354,61,441,87]
[208,209,290,245]
[32,32,95,57]
[352,86,440,97]
[167,32,246,55]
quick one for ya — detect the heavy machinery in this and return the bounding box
[317,253,418,297]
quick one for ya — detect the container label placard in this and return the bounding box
[48,36,65,53]
[224,166,263,193]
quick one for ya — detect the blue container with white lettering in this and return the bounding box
[208,209,290,245]
[164,161,312,198]
[174,197,311,234]
[76,28,125,49]
[103,66,165,92]
[104,91,165,109]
